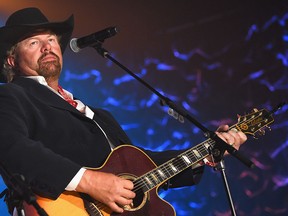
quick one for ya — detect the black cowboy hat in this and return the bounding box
[0,7,74,82]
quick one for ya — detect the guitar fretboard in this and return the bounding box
[134,139,215,192]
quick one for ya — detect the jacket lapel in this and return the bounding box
[12,77,84,116]
[12,77,130,147]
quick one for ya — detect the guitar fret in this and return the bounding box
[150,173,160,184]
[163,164,174,179]
[204,141,211,150]
[157,165,169,183]
[198,142,210,156]
[192,149,202,159]
[187,151,198,164]
[186,153,197,164]
[157,169,167,180]
[139,177,150,191]
[144,176,153,186]
[176,156,188,169]
[189,151,198,162]
[169,163,178,173]
[141,169,165,191]
[182,155,192,164]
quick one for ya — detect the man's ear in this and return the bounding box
[6,56,15,67]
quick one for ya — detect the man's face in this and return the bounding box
[9,32,63,81]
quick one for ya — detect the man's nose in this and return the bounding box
[41,41,52,53]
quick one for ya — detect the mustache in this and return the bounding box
[38,52,60,63]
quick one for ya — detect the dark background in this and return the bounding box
[1,1,288,215]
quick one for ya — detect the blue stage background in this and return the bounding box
[1,1,288,215]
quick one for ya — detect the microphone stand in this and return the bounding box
[0,162,48,216]
[214,160,237,216]
[92,42,254,215]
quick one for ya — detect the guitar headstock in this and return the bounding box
[234,108,274,137]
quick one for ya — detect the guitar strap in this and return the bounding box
[93,119,115,150]
[92,110,131,149]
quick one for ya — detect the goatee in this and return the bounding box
[37,52,61,80]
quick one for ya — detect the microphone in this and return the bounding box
[70,26,118,53]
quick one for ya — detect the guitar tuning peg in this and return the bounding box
[237,114,241,122]
[252,135,258,139]
[266,126,272,131]
[258,129,266,136]
[253,108,259,112]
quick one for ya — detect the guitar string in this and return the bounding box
[133,139,227,192]
[132,139,213,192]
[93,110,267,212]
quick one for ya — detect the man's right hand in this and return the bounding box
[76,169,136,213]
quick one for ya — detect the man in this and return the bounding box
[0,8,246,215]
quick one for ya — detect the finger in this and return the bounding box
[122,189,136,199]
[228,130,247,145]
[237,131,247,143]
[108,202,125,213]
[216,131,235,145]
[122,179,134,190]
[216,125,229,132]
[229,128,247,140]
[115,196,133,207]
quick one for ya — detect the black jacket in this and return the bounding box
[0,77,203,199]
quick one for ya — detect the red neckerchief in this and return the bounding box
[57,85,78,108]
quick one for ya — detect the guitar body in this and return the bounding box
[24,145,176,216]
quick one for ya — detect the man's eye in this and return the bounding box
[49,38,57,43]
[30,41,39,46]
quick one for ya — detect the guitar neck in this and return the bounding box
[134,138,214,192]
[134,108,274,193]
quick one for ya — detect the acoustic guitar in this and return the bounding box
[23,108,274,216]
